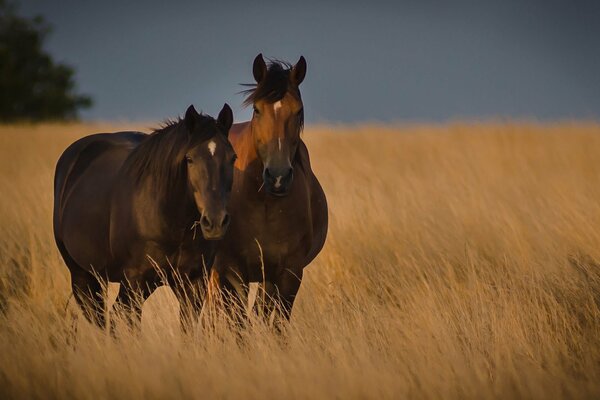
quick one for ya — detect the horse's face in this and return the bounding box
[250,54,306,196]
[184,104,236,240]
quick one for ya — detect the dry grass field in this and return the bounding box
[1,121,600,399]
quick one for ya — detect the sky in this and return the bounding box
[18,0,600,123]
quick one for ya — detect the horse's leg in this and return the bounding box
[70,267,106,329]
[255,281,278,321]
[171,276,204,334]
[220,269,249,328]
[110,279,155,334]
[205,268,221,309]
[273,267,304,323]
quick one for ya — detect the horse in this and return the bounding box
[53,104,236,331]
[211,54,328,324]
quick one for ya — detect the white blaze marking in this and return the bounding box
[273,101,282,115]
[208,140,216,156]
[278,137,282,151]
[274,176,282,189]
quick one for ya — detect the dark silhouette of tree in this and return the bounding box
[0,0,92,122]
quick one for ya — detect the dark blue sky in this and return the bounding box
[19,0,600,123]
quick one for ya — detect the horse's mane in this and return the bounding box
[241,59,299,107]
[240,59,304,131]
[124,115,218,194]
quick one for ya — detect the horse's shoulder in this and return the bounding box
[297,138,327,205]
[295,139,314,174]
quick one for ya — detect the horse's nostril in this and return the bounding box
[264,168,273,179]
[200,215,212,229]
[221,213,230,228]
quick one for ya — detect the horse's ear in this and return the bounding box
[184,104,199,132]
[217,103,233,136]
[253,53,267,83]
[291,56,307,86]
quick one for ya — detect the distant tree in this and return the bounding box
[0,0,92,122]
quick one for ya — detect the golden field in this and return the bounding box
[1,122,600,399]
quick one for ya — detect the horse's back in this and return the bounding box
[53,131,146,273]
[230,121,250,136]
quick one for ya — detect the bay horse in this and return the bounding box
[212,54,328,323]
[53,104,236,330]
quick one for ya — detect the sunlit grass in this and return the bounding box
[1,121,599,399]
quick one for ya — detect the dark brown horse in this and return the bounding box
[212,55,328,323]
[53,104,236,330]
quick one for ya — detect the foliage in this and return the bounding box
[0,1,92,122]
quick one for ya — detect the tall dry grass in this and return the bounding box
[1,121,599,399]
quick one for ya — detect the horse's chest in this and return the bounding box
[174,239,216,274]
[238,200,311,268]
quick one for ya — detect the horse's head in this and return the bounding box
[183,104,236,240]
[246,54,306,196]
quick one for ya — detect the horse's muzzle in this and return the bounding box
[263,166,293,196]
[199,212,230,240]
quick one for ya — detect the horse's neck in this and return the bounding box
[133,174,196,239]
[230,121,259,172]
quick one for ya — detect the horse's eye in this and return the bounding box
[253,106,260,115]
[185,155,193,164]
[231,154,238,164]
[297,108,304,117]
